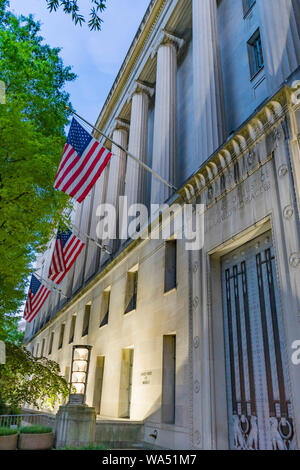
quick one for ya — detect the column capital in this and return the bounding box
[127,80,154,104]
[110,118,130,137]
[151,29,185,59]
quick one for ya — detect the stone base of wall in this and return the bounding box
[95,419,144,448]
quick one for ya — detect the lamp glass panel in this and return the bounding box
[73,348,89,361]
[73,360,88,372]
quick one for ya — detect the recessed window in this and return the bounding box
[58,323,65,350]
[243,0,255,16]
[48,332,54,355]
[164,240,177,293]
[124,269,138,314]
[40,338,45,358]
[100,289,111,327]
[35,343,40,358]
[247,29,264,78]
[82,304,91,337]
[69,315,76,344]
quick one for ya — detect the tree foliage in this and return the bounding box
[46,0,107,31]
[0,314,24,346]
[0,2,76,326]
[0,342,69,410]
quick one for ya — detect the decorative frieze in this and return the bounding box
[289,253,300,268]
[283,205,294,220]
[180,94,287,209]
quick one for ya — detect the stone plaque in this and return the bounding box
[141,370,152,385]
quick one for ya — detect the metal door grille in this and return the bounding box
[222,233,294,450]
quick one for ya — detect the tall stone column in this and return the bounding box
[257,0,300,94]
[72,192,93,293]
[125,81,154,208]
[84,162,109,281]
[193,0,226,163]
[100,120,128,260]
[151,31,184,205]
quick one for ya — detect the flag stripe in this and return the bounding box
[24,276,50,323]
[54,144,74,183]
[69,147,106,197]
[77,150,112,203]
[53,119,111,203]
[48,229,85,286]
[54,152,80,189]
[60,141,99,193]
[27,290,50,323]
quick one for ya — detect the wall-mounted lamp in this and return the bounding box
[149,430,158,440]
[69,345,92,405]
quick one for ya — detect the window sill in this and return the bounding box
[164,286,177,296]
[243,2,256,19]
[124,309,136,316]
[250,65,264,83]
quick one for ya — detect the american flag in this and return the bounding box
[24,275,50,323]
[54,118,112,203]
[48,228,85,285]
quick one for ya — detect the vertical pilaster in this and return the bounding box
[270,120,300,447]
[192,0,226,164]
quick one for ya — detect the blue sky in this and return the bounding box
[9,0,151,124]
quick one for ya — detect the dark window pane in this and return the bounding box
[69,315,76,344]
[100,292,110,327]
[164,240,177,293]
[82,304,91,337]
[247,29,264,78]
[125,271,138,314]
[58,324,65,350]
[243,0,255,15]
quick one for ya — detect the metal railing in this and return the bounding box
[0,413,55,429]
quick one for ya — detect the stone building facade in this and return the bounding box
[24,0,300,450]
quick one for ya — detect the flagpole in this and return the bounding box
[66,107,178,193]
[73,225,112,255]
[34,273,69,299]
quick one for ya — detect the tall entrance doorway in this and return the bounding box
[222,232,294,450]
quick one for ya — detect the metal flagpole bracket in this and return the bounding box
[72,224,113,255]
[65,106,178,193]
[34,272,69,299]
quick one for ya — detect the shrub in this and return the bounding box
[0,427,18,436]
[19,425,52,434]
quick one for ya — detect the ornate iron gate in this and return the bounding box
[222,232,294,450]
